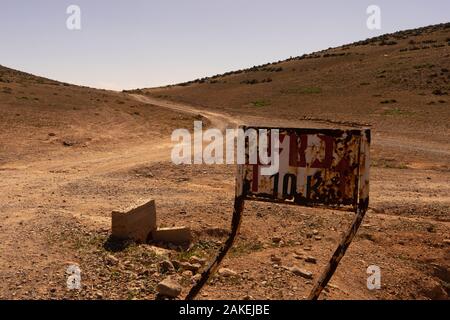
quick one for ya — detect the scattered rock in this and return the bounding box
[314,236,322,241]
[443,239,450,245]
[305,256,317,264]
[328,283,340,290]
[243,295,254,300]
[286,266,313,279]
[159,260,175,274]
[112,199,157,243]
[105,254,119,266]
[171,260,181,269]
[148,246,171,257]
[293,253,303,260]
[270,255,282,263]
[192,274,202,283]
[180,262,201,273]
[152,226,192,245]
[218,268,238,277]
[182,270,193,277]
[312,229,319,235]
[63,140,75,147]
[272,237,282,243]
[157,278,182,298]
[190,256,207,265]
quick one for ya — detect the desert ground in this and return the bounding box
[0,23,449,300]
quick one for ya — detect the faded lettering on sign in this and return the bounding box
[237,127,370,211]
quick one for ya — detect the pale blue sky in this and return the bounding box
[0,0,449,90]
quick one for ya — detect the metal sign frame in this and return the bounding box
[186,126,370,300]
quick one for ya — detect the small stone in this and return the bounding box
[157,278,182,298]
[443,239,450,245]
[218,268,237,277]
[171,260,181,269]
[105,254,119,266]
[192,274,202,283]
[314,236,322,241]
[96,291,104,299]
[272,237,282,243]
[287,266,313,279]
[190,256,207,265]
[180,262,201,273]
[182,270,193,277]
[271,255,282,263]
[305,256,317,264]
[312,229,319,235]
[243,295,254,300]
[63,140,75,147]
[328,283,340,290]
[159,260,175,273]
[304,246,312,251]
[293,253,303,260]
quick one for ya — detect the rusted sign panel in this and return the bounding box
[238,127,370,211]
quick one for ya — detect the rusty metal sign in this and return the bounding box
[240,127,370,211]
[186,126,370,300]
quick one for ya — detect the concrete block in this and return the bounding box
[152,227,192,245]
[111,200,157,242]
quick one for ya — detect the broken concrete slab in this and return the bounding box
[111,200,157,243]
[151,226,192,245]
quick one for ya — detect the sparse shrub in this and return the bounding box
[380,99,397,104]
[432,89,447,96]
[382,107,414,116]
[379,40,398,46]
[252,100,271,107]
[241,79,259,85]
[2,86,12,92]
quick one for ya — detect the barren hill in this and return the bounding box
[140,23,450,169]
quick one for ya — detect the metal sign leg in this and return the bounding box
[307,207,368,300]
[185,195,246,300]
